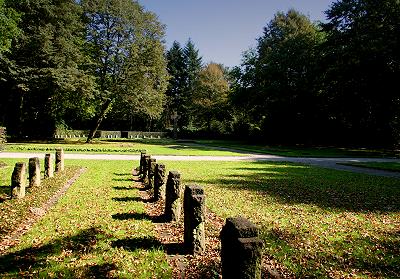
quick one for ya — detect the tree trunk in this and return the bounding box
[86,99,112,143]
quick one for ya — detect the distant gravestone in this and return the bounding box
[142,155,151,182]
[184,184,206,254]
[139,150,147,175]
[11,162,27,199]
[220,217,264,279]
[44,154,54,178]
[165,171,182,222]
[28,157,41,187]
[154,164,166,201]
[55,148,64,172]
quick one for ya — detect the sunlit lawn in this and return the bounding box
[163,160,400,278]
[4,139,245,156]
[0,158,399,278]
[339,161,400,172]
[198,139,400,158]
[0,159,171,278]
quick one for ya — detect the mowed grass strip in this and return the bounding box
[0,160,171,278]
[339,162,400,172]
[162,161,400,278]
[5,139,245,156]
[197,139,400,158]
[0,159,81,238]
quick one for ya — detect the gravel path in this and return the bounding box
[1,152,399,178]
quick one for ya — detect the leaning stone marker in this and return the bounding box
[29,157,41,187]
[11,162,27,199]
[148,158,157,189]
[154,164,166,201]
[44,154,54,178]
[220,216,264,279]
[55,148,64,172]
[184,184,206,254]
[165,171,182,222]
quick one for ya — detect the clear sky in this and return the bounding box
[141,0,335,68]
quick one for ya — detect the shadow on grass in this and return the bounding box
[112,196,153,203]
[112,178,132,182]
[112,212,152,221]
[0,227,106,276]
[112,237,185,255]
[0,185,10,203]
[113,186,135,191]
[262,228,400,277]
[195,161,400,212]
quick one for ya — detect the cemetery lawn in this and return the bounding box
[198,140,400,158]
[0,159,398,278]
[0,159,171,278]
[4,139,245,156]
[163,161,400,278]
[339,162,400,172]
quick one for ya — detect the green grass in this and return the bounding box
[4,139,245,156]
[1,157,399,278]
[0,159,171,278]
[160,160,400,278]
[0,159,80,237]
[339,162,400,172]
[197,139,400,158]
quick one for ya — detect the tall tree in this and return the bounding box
[192,63,229,132]
[165,41,186,124]
[82,0,168,142]
[0,0,21,54]
[181,39,202,128]
[0,0,94,137]
[250,9,325,143]
[322,0,400,145]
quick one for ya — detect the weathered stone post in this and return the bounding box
[44,154,54,178]
[220,217,264,279]
[165,171,182,222]
[55,148,64,172]
[148,158,157,189]
[142,155,150,182]
[28,157,41,187]
[11,162,26,199]
[139,150,147,175]
[184,184,206,254]
[154,164,166,201]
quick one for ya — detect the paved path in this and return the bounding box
[1,152,399,178]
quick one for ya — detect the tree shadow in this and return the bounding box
[199,161,400,212]
[111,236,184,255]
[111,212,152,221]
[0,227,106,275]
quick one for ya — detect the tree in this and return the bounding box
[239,9,325,143]
[192,63,229,132]
[181,39,202,128]
[0,0,94,137]
[322,0,400,145]
[82,0,168,142]
[0,0,21,54]
[165,41,186,123]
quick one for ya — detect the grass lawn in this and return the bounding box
[339,162,400,172]
[161,160,400,278]
[0,159,171,278]
[197,139,400,158]
[3,139,245,156]
[0,158,399,278]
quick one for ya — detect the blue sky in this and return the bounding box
[142,0,334,67]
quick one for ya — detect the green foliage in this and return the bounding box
[191,63,230,132]
[0,0,21,54]
[82,0,168,141]
[321,0,400,145]
[0,0,95,137]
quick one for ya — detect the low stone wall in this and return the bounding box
[54,130,167,139]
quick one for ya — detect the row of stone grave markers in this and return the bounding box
[137,151,264,279]
[10,148,65,199]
